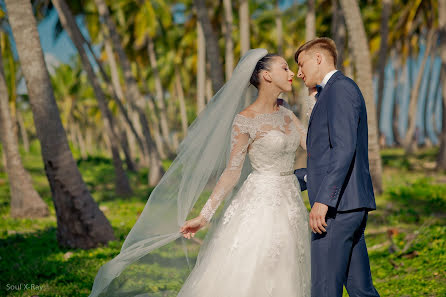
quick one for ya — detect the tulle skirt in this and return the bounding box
[177,172,311,297]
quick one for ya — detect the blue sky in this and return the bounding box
[37,8,79,64]
[37,8,100,65]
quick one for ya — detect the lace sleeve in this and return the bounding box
[199,116,252,222]
[289,111,307,150]
[306,94,317,119]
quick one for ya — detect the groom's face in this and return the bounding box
[296,51,319,88]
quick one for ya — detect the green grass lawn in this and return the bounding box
[0,143,445,296]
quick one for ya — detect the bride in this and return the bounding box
[89,49,312,297]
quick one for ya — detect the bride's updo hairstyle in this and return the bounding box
[249,53,280,89]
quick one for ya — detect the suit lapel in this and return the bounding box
[306,71,344,148]
[308,71,343,128]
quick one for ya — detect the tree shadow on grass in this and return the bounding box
[74,156,156,203]
[0,227,67,295]
[370,177,446,228]
[0,224,199,296]
[97,238,199,297]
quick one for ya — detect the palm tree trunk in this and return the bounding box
[306,0,316,41]
[339,0,383,194]
[0,46,49,218]
[376,0,391,138]
[1,146,6,172]
[147,36,172,149]
[197,20,206,114]
[275,0,283,55]
[104,36,148,160]
[331,0,346,71]
[6,0,115,248]
[74,123,88,159]
[105,38,125,102]
[139,98,165,185]
[223,0,234,79]
[145,97,168,159]
[206,76,213,103]
[118,125,136,172]
[239,0,250,55]
[125,118,138,161]
[403,29,436,153]
[194,0,225,92]
[437,0,446,169]
[392,58,402,146]
[94,0,165,183]
[86,127,94,155]
[52,0,132,197]
[423,54,436,148]
[15,108,29,153]
[392,98,401,146]
[175,68,188,136]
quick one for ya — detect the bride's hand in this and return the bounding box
[180,215,207,239]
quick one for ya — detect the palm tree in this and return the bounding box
[127,0,173,152]
[306,0,316,41]
[146,36,173,152]
[0,34,49,218]
[437,0,446,169]
[239,0,250,55]
[175,67,189,135]
[339,0,383,194]
[403,29,437,153]
[15,108,29,153]
[103,38,147,163]
[197,20,206,114]
[0,29,30,153]
[193,0,224,92]
[376,0,391,135]
[223,0,234,79]
[331,0,345,71]
[52,0,133,196]
[4,0,115,248]
[275,0,283,55]
[93,0,165,185]
[101,35,152,166]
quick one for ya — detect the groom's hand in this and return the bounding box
[310,202,328,234]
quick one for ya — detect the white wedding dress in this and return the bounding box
[177,105,311,297]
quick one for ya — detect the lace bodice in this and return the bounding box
[200,106,307,221]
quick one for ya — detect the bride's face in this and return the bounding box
[264,56,295,92]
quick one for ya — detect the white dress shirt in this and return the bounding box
[319,70,338,88]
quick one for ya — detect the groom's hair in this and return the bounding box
[294,37,338,67]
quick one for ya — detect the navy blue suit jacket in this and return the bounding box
[295,71,376,212]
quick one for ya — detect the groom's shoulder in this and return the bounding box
[331,73,362,97]
[332,72,356,88]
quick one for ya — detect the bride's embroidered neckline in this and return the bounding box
[238,106,283,119]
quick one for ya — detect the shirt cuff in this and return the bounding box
[304,175,307,182]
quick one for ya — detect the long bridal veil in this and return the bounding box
[89,49,268,297]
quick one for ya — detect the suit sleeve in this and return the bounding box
[314,81,361,208]
[294,168,308,191]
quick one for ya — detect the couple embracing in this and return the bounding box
[89,37,380,297]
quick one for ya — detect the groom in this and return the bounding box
[294,37,380,297]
